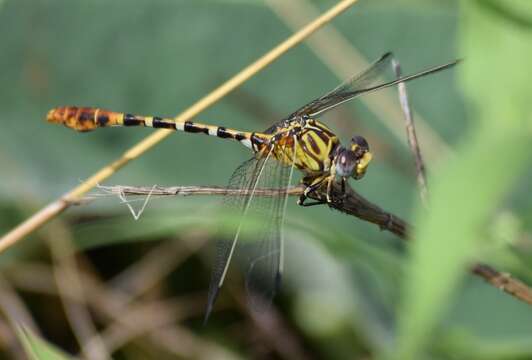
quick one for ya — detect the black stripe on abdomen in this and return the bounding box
[124,114,145,126]
[152,117,176,129]
[216,127,233,139]
[97,113,109,126]
[184,121,209,134]
[78,111,93,123]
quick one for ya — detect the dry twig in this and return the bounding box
[47,224,111,360]
[0,275,40,359]
[96,182,532,305]
[7,261,237,358]
[393,59,429,206]
[96,184,304,198]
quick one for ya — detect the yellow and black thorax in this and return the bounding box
[252,118,339,175]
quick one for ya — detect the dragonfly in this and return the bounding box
[47,52,458,321]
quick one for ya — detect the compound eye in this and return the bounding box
[334,147,357,177]
[351,135,369,151]
[338,153,349,166]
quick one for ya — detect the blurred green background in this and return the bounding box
[1,0,532,359]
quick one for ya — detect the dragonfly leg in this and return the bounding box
[299,170,346,207]
[297,175,327,207]
[326,175,334,203]
[329,177,348,206]
[340,177,348,201]
[298,198,327,207]
[326,169,347,206]
[341,177,346,193]
[325,164,337,203]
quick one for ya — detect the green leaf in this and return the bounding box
[395,1,532,359]
[438,328,532,360]
[16,325,75,360]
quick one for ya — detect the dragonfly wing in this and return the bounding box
[243,141,296,310]
[287,52,394,119]
[287,52,458,119]
[205,140,296,321]
[205,155,267,322]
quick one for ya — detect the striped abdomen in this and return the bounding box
[46,106,266,150]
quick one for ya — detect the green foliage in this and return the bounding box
[396,1,532,359]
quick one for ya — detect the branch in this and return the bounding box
[95,184,305,198]
[393,59,429,206]
[47,225,110,360]
[95,182,532,306]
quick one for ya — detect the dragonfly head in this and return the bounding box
[335,136,372,180]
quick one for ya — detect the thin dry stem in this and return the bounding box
[392,59,429,206]
[471,264,532,303]
[7,261,235,357]
[0,0,360,254]
[95,184,305,198]
[0,276,41,359]
[0,318,21,360]
[47,224,111,360]
[104,235,306,358]
[0,276,40,335]
[81,275,233,357]
[92,300,182,353]
[266,0,451,163]
[242,295,313,360]
[108,236,207,308]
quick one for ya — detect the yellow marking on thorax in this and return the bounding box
[266,119,339,174]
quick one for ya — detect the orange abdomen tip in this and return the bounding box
[46,106,107,132]
[46,107,68,124]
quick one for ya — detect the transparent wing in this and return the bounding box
[243,141,295,310]
[287,52,394,119]
[205,140,296,321]
[288,52,459,119]
[205,156,266,322]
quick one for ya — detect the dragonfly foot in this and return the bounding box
[298,184,327,207]
[299,199,327,207]
[328,193,346,207]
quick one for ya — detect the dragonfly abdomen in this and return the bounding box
[46,107,119,131]
[46,106,262,149]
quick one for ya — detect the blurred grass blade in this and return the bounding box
[396,129,529,359]
[395,1,532,358]
[16,324,74,360]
